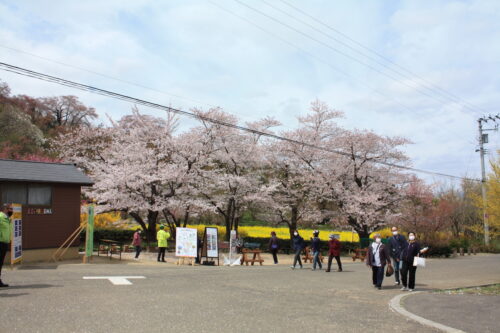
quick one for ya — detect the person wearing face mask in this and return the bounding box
[291,230,304,269]
[400,232,427,291]
[0,204,13,287]
[387,226,407,286]
[132,229,142,260]
[366,233,391,290]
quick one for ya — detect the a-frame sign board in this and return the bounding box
[200,227,219,266]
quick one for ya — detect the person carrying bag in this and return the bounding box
[400,232,428,291]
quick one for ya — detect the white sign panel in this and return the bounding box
[206,227,218,258]
[11,203,22,264]
[175,228,197,258]
[229,230,237,260]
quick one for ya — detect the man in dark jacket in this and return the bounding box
[268,231,279,264]
[326,234,342,272]
[387,226,407,285]
[366,233,391,290]
[311,230,322,271]
[291,231,304,269]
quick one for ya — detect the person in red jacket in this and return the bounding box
[132,229,142,260]
[326,234,342,272]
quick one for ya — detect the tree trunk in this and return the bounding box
[146,210,159,249]
[288,206,298,247]
[224,211,232,241]
[348,216,370,246]
[224,198,234,241]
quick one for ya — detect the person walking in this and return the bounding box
[132,229,142,260]
[268,231,280,264]
[326,234,342,272]
[0,204,13,287]
[156,225,170,263]
[366,233,391,290]
[291,230,304,269]
[311,230,322,271]
[387,226,407,285]
[400,232,427,291]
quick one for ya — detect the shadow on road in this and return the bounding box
[0,292,29,297]
[6,284,62,290]
[17,265,59,270]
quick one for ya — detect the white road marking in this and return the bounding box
[83,276,146,285]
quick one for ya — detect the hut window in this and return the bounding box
[28,184,52,206]
[1,183,27,204]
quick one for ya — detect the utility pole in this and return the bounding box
[477,114,500,245]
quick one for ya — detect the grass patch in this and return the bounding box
[436,284,500,295]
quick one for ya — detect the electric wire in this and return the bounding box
[278,0,488,114]
[0,45,271,126]
[0,62,480,183]
[232,0,474,113]
[207,0,418,114]
[209,0,476,142]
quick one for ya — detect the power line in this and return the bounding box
[233,0,480,114]
[263,0,483,114]
[209,0,475,143]
[0,44,261,126]
[0,62,480,183]
[0,45,213,109]
[207,0,417,114]
[278,0,488,114]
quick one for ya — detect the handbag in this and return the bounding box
[385,264,394,277]
[413,256,426,267]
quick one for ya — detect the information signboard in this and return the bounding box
[11,203,22,265]
[201,227,219,265]
[205,227,218,258]
[175,227,197,258]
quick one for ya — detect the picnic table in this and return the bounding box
[240,248,264,266]
[352,248,368,262]
[97,239,123,260]
[302,246,324,263]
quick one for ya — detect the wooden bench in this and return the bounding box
[240,248,264,266]
[302,246,324,263]
[218,242,230,252]
[97,239,123,260]
[352,248,367,262]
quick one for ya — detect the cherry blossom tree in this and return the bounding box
[193,107,278,240]
[318,129,411,240]
[56,108,209,244]
[263,100,343,242]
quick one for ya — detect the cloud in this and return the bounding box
[0,0,498,182]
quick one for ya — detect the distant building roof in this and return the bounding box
[0,159,94,186]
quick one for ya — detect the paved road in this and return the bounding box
[0,254,498,333]
[404,293,500,333]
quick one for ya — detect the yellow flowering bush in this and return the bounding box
[80,211,123,229]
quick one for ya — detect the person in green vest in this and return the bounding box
[0,204,13,287]
[157,225,170,263]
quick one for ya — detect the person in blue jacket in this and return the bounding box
[311,230,322,270]
[290,230,304,269]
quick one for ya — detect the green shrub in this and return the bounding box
[426,245,453,258]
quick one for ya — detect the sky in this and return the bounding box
[0,0,499,185]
